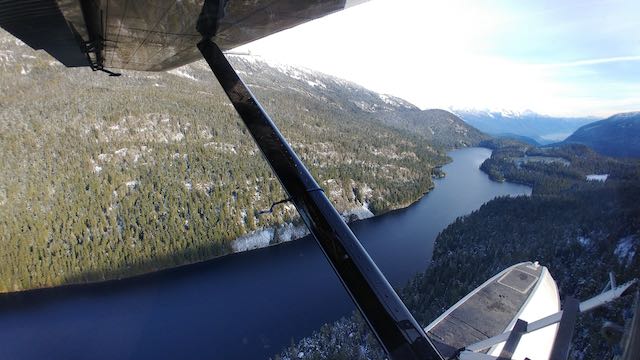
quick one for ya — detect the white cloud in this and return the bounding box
[234,0,640,117]
[531,55,640,69]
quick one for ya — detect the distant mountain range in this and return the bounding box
[451,108,595,145]
[561,112,640,158]
[227,57,488,149]
[164,56,488,148]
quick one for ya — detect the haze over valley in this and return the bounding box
[451,108,595,145]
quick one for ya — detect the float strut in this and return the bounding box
[197,38,443,360]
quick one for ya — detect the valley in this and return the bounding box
[1,22,638,360]
[0,30,483,292]
[452,108,595,144]
[277,140,640,360]
[0,147,531,360]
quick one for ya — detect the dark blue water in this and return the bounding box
[0,148,530,360]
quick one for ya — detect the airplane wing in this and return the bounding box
[0,0,366,71]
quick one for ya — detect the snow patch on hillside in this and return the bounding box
[577,236,591,247]
[231,204,374,253]
[276,223,309,242]
[586,174,608,182]
[306,79,326,88]
[232,228,275,252]
[172,132,185,141]
[378,94,413,109]
[168,68,198,81]
[614,236,637,267]
[0,50,15,63]
[343,203,374,221]
[353,100,376,112]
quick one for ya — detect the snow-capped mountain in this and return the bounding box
[451,108,538,119]
[451,108,596,144]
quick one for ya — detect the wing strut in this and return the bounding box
[197,38,442,360]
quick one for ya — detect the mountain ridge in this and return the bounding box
[153,53,487,148]
[561,111,640,158]
[228,55,487,147]
[451,108,595,144]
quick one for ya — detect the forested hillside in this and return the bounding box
[562,111,640,158]
[480,139,639,195]
[276,143,640,360]
[0,30,482,292]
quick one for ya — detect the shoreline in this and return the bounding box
[0,200,424,297]
[0,149,469,296]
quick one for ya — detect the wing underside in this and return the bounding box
[0,0,363,71]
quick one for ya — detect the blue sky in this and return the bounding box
[236,0,640,117]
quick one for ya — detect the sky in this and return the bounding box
[235,0,640,117]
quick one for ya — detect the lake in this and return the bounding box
[0,147,531,360]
